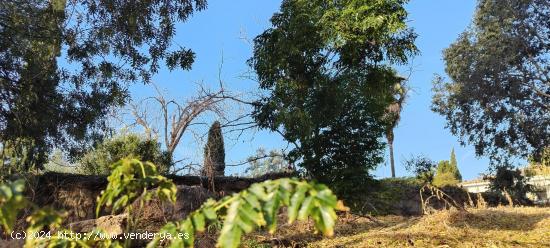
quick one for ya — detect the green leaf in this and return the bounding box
[0,180,27,234]
[218,200,242,248]
[298,196,314,220]
[217,225,242,248]
[192,212,206,232]
[248,183,268,201]
[315,189,338,207]
[262,191,281,234]
[202,207,218,220]
[288,183,308,223]
[318,205,337,236]
[96,159,177,217]
[243,193,261,209]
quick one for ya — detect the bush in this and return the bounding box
[79,133,172,175]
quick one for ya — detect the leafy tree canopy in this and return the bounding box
[249,0,417,198]
[0,0,207,171]
[432,0,550,164]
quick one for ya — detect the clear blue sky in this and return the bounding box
[128,0,497,180]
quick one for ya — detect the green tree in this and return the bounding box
[449,148,462,181]
[488,166,533,205]
[202,121,225,177]
[0,0,207,172]
[432,0,550,164]
[79,133,172,175]
[0,139,40,178]
[433,151,462,187]
[525,147,550,176]
[249,0,417,199]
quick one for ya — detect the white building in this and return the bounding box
[460,175,550,204]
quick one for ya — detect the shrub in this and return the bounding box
[148,178,345,248]
[79,133,172,175]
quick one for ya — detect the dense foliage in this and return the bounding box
[433,161,460,187]
[488,166,533,205]
[524,148,550,176]
[432,0,550,164]
[0,0,207,171]
[249,0,417,199]
[433,149,462,187]
[202,121,225,177]
[79,133,172,175]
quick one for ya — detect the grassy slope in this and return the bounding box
[245,207,550,248]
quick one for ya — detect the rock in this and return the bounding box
[68,213,127,235]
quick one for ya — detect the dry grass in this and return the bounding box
[244,207,550,248]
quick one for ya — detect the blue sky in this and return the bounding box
[128,0,497,180]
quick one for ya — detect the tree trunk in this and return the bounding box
[387,131,395,178]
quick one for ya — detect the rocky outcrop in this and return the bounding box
[68,214,127,235]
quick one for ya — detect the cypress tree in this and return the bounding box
[203,121,225,176]
[449,148,462,181]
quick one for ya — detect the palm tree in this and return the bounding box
[383,77,407,178]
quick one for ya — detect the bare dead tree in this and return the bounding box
[124,82,257,173]
[117,54,291,175]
